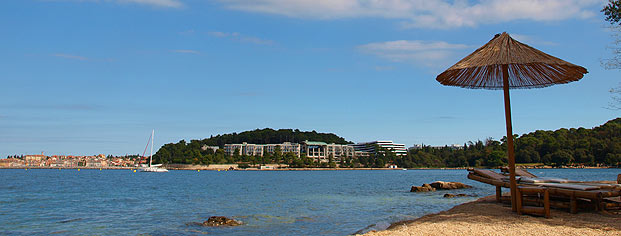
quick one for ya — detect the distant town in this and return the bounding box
[0,153,141,168]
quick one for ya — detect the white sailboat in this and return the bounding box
[140,130,168,172]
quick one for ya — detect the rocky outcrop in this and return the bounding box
[200,216,243,227]
[410,184,436,192]
[429,181,472,190]
[443,193,469,198]
[411,181,472,192]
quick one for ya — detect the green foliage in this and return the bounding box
[397,118,620,168]
[152,119,620,168]
[200,128,350,147]
[153,128,350,165]
[603,0,621,25]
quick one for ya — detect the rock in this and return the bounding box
[430,181,472,190]
[201,216,243,227]
[410,184,436,192]
[443,193,469,198]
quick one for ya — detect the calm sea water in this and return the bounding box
[0,168,618,235]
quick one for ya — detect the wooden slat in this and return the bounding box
[521,206,546,214]
[468,173,510,187]
[515,168,537,178]
[496,186,502,203]
[519,187,546,194]
[473,169,506,181]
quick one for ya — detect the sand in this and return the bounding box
[362,196,621,236]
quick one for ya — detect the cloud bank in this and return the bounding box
[51,0,183,8]
[217,0,601,28]
[358,40,469,67]
[118,0,183,8]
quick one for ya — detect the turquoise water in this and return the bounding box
[0,169,618,235]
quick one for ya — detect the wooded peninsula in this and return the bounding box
[153,118,620,168]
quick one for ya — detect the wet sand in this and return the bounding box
[362,195,621,236]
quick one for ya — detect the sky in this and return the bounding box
[0,0,619,158]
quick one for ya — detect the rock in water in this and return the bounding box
[201,216,243,227]
[429,181,472,190]
[410,184,436,192]
[443,193,469,198]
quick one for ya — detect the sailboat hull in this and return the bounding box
[140,167,168,172]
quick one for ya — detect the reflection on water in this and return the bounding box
[0,168,617,235]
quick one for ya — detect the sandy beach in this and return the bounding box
[363,195,621,236]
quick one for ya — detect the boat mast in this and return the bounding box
[150,129,154,167]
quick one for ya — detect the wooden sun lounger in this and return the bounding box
[500,166,538,178]
[467,168,621,214]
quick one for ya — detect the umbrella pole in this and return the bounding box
[502,64,518,212]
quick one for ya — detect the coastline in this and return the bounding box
[361,195,621,236]
[0,166,616,171]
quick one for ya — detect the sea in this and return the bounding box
[0,168,618,235]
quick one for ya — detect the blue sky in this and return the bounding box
[1,0,619,157]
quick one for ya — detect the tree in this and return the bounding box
[602,1,621,109]
[550,150,574,166]
[603,0,621,24]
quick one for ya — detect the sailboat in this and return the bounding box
[140,130,168,172]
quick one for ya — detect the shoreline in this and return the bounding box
[0,166,617,171]
[361,195,621,236]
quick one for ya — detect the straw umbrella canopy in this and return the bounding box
[436,32,588,212]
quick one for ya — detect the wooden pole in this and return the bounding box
[502,64,518,212]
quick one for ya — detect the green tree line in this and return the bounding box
[152,128,350,164]
[152,119,620,168]
[398,118,620,168]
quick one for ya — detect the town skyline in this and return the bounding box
[1,1,619,158]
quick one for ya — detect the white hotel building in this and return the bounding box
[350,140,408,156]
[224,142,301,157]
[223,140,407,162]
[223,141,354,162]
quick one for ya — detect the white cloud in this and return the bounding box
[208,31,273,45]
[117,0,183,8]
[216,0,602,28]
[53,53,89,61]
[171,49,200,54]
[358,40,469,67]
[48,0,183,8]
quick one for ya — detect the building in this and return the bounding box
[264,142,301,157]
[224,143,244,156]
[223,141,352,162]
[0,158,24,167]
[224,142,301,157]
[24,154,46,162]
[301,141,355,163]
[201,145,220,153]
[350,140,407,156]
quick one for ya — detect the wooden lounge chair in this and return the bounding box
[467,168,621,214]
[500,166,537,178]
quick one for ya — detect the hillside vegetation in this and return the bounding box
[153,118,620,168]
[153,128,349,164]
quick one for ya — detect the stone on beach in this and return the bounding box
[410,184,436,192]
[411,181,471,192]
[201,216,243,227]
[429,181,472,190]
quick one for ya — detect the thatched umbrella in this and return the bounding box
[436,32,588,212]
